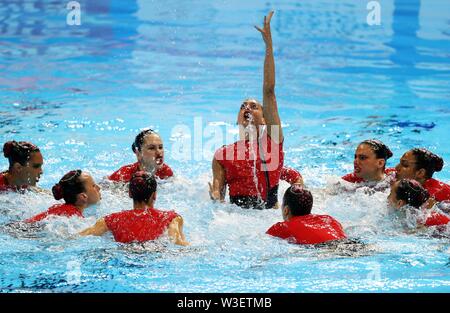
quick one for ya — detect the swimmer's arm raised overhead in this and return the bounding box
[255,11,283,144]
[79,218,109,237]
[167,216,190,246]
[281,167,304,186]
[209,157,226,202]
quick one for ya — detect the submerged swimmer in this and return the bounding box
[108,129,173,183]
[395,148,450,203]
[342,139,395,189]
[388,179,450,229]
[266,185,347,244]
[1,141,43,192]
[80,172,188,246]
[210,11,302,209]
[25,170,101,223]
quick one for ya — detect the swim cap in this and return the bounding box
[361,139,393,160]
[52,183,64,200]
[132,129,157,153]
[129,171,157,203]
[411,148,444,178]
[52,170,84,203]
[396,179,430,208]
[3,141,40,167]
[3,141,14,158]
[283,184,313,216]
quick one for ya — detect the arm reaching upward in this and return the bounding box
[255,11,283,144]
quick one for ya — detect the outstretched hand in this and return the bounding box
[208,182,221,201]
[255,11,274,44]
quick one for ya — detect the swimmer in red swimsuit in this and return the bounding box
[25,170,101,223]
[1,141,43,191]
[267,185,347,244]
[342,139,395,186]
[108,129,173,183]
[210,12,301,209]
[388,179,450,228]
[80,172,188,245]
[395,148,450,204]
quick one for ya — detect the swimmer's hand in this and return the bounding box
[255,11,274,44]
[208,182,222,201]
[176,240,190,247]
[168,216,190,246]
[292,177,304,186]
[422,197,438,210]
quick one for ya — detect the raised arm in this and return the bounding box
[209,157,226,202]
[280,167,304,186]
[255,11,283,144]
[79,218,109,237]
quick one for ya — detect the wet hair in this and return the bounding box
[395,179,430,209]
[3,141,40,168]
[131,129,158,153]
[129,171,157,203]
[283,184,313,216]
[52,170,86,204]
[411,148,444,179]
[360,139,393,160]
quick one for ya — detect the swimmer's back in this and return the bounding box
[104,207,178,243]
[267,214,346,245]
[25,203,83,223]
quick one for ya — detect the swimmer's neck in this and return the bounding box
[416,177,427,185]
[4,172,31,187]
[138,162,158,173]
[363,172,385,182]
[73,203,87,213]
[133,200,155,210]
[285,213,310,221]
[239,125,265,141]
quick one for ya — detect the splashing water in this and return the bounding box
[1,0,450,292]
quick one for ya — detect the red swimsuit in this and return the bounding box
[267,214,347,245]
[108,162,173,183]
[214,134,284,208]
[342,168,396,183]
[423,210,450,227]
[422,178,450,202]
[280,167,302,184]
[25,203,83,223]
[104,207,179,243]
[0,172,8,191]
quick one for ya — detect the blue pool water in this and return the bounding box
[1,0,450,292]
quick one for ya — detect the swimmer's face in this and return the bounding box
[395,151,424,181]
[387,181,405,209]
[237,99,265,128]
[136,133,164,170]
[353,144,385,181]
[80,173,101,205]
[16,151,44,186]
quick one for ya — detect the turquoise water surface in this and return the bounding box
[1,0,450,292]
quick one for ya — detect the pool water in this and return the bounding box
[1,0,450,292]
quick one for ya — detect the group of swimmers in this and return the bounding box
[1,11,450,247]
